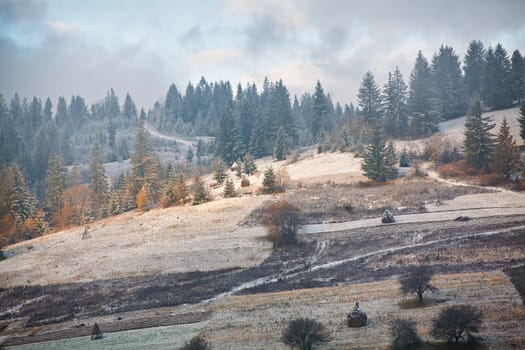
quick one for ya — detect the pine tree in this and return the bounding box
[242,154,257,175]
[399,147,411,167]
[8,164,35,229]
[362,128,397,182]
[312,81,328,139]
[382,67,408,136]
[408,51,438,135]
[191,171,210,205]
[519,100,525,143]
[223,178,237,198]
[186,147,194,163]
[212,159,226,184]
[46,155,66,217]
[262,167,277,194]
[131,126,160,202]
[216,107,242,164]
[123,93,138,124]
[358,71,382,126]
[88,143,108,218]
[339,127,353,152]
[431,45,466,119]
[463,98,495,171]
[273,126,288,160]
[492,118,520,178]
[510,49,525,103]
[464,40,485,98]
[173,173,189,204]
[482,44,512,109]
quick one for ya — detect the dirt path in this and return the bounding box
[143,122,213,147]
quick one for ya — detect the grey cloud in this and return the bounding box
[244,15,290,54]
[179,26,202,46]
[0,0,46,26]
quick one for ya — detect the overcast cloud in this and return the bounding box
[0,0,524,110]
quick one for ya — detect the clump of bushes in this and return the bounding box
[263,200,302,249]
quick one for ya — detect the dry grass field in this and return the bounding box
[1,109,525,349]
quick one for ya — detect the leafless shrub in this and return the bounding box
[282,317,330,350]
[431,305,482,343]
[263,201,302,249]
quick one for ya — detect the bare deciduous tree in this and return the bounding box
[390,318,422,349]
[431,305,482,343]
[263,201,302,249]
[282,317,330,350]
[399,265,437,304]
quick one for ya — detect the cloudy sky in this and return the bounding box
[1,0,524,110]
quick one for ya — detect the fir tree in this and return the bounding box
[339,127,353,152]
[212,159,226,184]
[186,147,194,163]
[45,155,66,217]
[191,171,210,205]
[312,80,328,139]
[482,44,512,109]
[510,49,525,103]
[519,100,525,143]
[262,167,277,194]
[9,164,35,228]
[399,147,411,167]
[431,45,466,119]
[88,143,108,218]
[223,178,237,198]
[382,67,408,136]
[216,107,242,164]
[131,126,160,201]
[464,40,485,98]
[463,98,495,171]
[242,154,257,175]
[492,118,519,178]
[358,71,382,126]
[409,51,438,135]
[362,128,397,182]
[273,126,288,161]
[123,93,138,124]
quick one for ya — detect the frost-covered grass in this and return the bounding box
[9,323,203,350]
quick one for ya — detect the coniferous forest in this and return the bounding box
[1,40,525,245]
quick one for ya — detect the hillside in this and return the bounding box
[1,125,525,349]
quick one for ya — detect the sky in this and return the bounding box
[1,0,525,111]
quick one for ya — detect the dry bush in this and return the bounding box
[431,305,482,343]
[180,335,211,350]
[276,167,291,192]
[390,318,422,349]
[282,317,329,350]
[263,201,302,249]
[477,174,510,187]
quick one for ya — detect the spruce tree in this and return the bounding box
[482,44,512,109]
[186,147,194,163]
[242,154,257,175]
[262,167,277,194]
[88,143,108,218]
[212,159,226,184]
[519,100,525,143]
[46,155,67,217]
[123,93,138,124]
[216,107,242,164]
[339,127,353,152]
[431,45,465,119]
[463,98,495,171]
[191,171,210,205]
[131,126,160,201]
[382,67,408,136]
[408,51,438,135]
[8,164,35,228]
[399,147,411,167]
[510,49,525,103]
[223,178,237,198]
[362,128,397,182]
[464,40,485,99]
[358,71,382,126]
[492,118,519,178]
[273,126,288,160]
[312,81,328,139]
